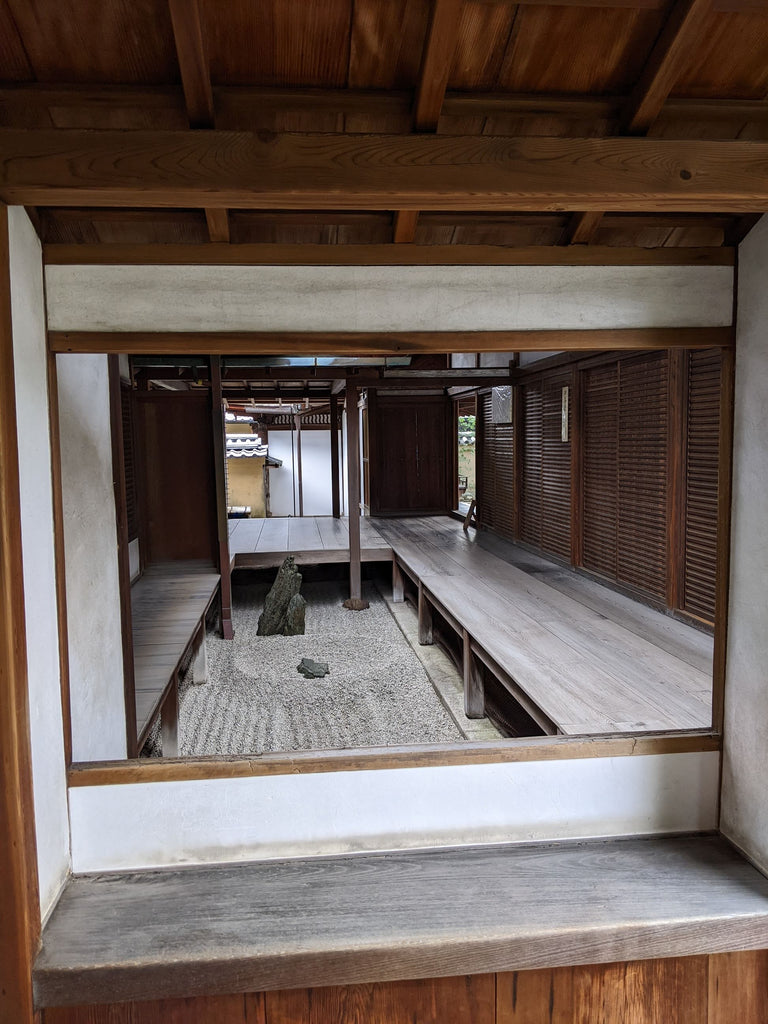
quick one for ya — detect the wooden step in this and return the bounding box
[34,835,768,1008]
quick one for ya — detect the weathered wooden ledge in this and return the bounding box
[34,835,768,1008]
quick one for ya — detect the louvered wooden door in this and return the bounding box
[682,350,722,623]
[520,373,571,561]
[581,353,669,601]
[477,390,515,540]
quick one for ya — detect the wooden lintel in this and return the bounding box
[5,131,768,210]
[48,327,735,358]
[623,0,713,135]
[41,243,735,267]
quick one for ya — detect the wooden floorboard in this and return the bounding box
[373,517,712,735]
[131,564,220,742]
[33,836,768,1008]
[227,516,391,569]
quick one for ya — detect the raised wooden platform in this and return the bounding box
[228,515,390,569]
[33,835,768,1007]
[132,562,220,749]
[375,517,712,735]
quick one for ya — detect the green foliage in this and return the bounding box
[458,414,476,433]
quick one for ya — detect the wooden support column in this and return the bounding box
[108,356,138,757]
[343,386,368,610]
[462,629,485,719]
[330,393,341,519]
[418,581,433,645]
[713,345,735,734]
[210,355,233,639]
[392,557,405,603]
[160,672,179,757]
[0,205,40,1024]
[294,411,304,518]
[667,348,687,611]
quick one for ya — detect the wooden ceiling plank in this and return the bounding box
[563,211,605,245]
[6,130,768,211]
[414,0,466,131]
[393,210,420,243]
[42,243,734,267]
[48,326,734,357]
[205,208,230,244]
[623,0,714,135]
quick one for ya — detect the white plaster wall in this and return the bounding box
[267,430,335,517]
[128,537,140,582]
[8,207,71,919]
[45,264,733,332]
[721,214,768,872]
[69,751,719,873]
[57,354,127,762]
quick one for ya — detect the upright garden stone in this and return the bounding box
[257,556,305,636]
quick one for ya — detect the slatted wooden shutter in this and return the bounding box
[121,386,138,542]
[582,364,619,579]
[617,352,669,599]
[520,373,571,560]
[682,349,721,623]
[477,389,515,539]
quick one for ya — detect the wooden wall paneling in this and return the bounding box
[512,382,524,539]
[497,967,574,1023]
[708,950,768,1024]
[107,355,138,758]
[571,957,709,1023]
[345,385,364,606]
[0,205,40,1024]
[265,975,496,1024]
[540,371,572,560]
[133,392,219,565]
[520,376,543,547]
[46,351,73,766]
[120,385,139,543]
[712,345,735,734]
[683,348,723,624]
[210,356,233,639]
[667,348,688,610]
[43,992,265,1023]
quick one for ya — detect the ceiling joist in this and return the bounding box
[5,131,768,211]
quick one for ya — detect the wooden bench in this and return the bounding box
[382,517,712,736]
[131,562,221,755]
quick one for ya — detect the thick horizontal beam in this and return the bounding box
[5,131,768,211]
[42,243,735,267]
[49,327,734,357]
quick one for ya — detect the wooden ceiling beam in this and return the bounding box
[49,327,733,357]
[623,0,713,135]
[42,243,734,267]
[6,130,768,211]
[167,0,230,244]
[414,0,465,131]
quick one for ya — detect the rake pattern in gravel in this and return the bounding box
[174,579,462,756]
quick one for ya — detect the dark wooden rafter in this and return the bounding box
[562,211,605,246]
[623,0,714,135]
[393,0,464,243]
[6,131,768,210]
[167,0,230,244]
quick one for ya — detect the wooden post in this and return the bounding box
[160,673,179,757]
[0,205,40,1024]
[418,581,433,645]
[392,557,405,603]
[666,348,687,611]
[330,393,341,519]
[462,629,485,719]
[108,356,138,757]
[294,411,304,517]
[712,345,735,734]
[210,356,234,639]
[343,386,368,610]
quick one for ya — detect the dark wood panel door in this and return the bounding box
[134,392,218,565]
[370,394,451,515]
